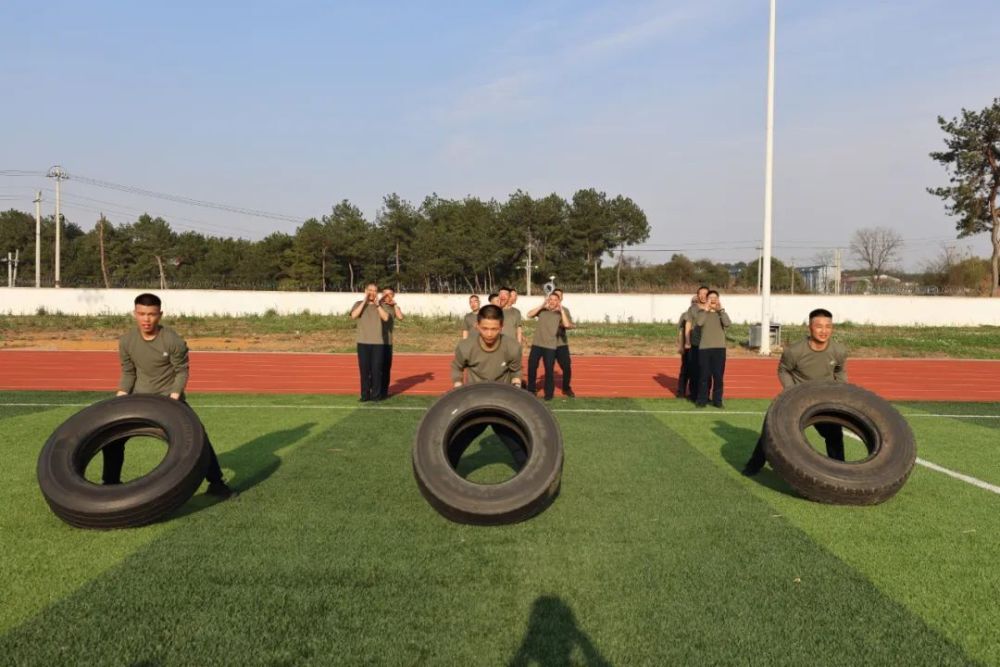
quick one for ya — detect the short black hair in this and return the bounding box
[707,290,719,298]
[487,292,499,302]
[469,294,480,300]
[478,304,504,323]
[697,285,709,292]
[809,308,833,321]
[134,293,161,308]
[552,288,564,296]
[498,287,511,293]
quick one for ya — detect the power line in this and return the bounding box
[68,172,305,224]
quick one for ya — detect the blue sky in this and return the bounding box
[2,0,997,270]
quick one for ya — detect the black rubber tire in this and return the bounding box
[412,383,563,525]
[763,382,916,505]
[37,394,210,529]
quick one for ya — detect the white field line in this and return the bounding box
[4,402,999,495]
[3,402,1000,420]
[843,430,1000,496]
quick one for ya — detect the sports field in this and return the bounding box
[1,391,997,665]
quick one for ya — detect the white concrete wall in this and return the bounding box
[2,287,999,326]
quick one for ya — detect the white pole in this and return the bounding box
[526,227,532,296]
[34,191,42,287]
[47,166,66,288]
[759,0,777,355]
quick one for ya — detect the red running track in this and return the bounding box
[1,350,998,401]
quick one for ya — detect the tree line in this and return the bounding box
[0,189,655,293]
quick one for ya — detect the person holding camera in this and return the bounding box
[552,288,576,397]
[379,287,403,398]
[350,282,389,402]
[694,289,731,408]
[526,293,572,400]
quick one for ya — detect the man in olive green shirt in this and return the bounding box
[743,308,848,476]
[695,290,731,408]
[552,289,576,397]
[351,283,390,401]
[451,305,522,386]
[526,293,572,400]
[380,288,404,398]
[462,294,481,340]
[105,293,234,498]
[499,287,524,344]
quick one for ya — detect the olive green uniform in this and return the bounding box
[745,336,850,472]
[694,308,731,406]
[451,334,522,385]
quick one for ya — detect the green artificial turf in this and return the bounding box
[0,393,997,665]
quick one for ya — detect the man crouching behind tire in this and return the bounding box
[742,308,847,476]
[104,293,236,499]
[451,304,522,389]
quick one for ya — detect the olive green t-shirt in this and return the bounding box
[117,325,189,397]
[777,337,848,389]
[451,334,522,384]
[383,307,396,346]
[694,309,732,349]
[557,306,573,348]
[532,309,562,350]
[352,301,387,345]
[502,307,523,340]
[463,311,478,335]
[686,304,705,347]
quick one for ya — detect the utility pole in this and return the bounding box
[33,191,42,288]
[834,248,842,295]
[525,227,532,296]
[99,213,111,289]
[756,246,763,294]
[5,252,11,287]
[47,166,68,288]
[790,257,795,295]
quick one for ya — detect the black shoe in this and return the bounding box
[103,480,122,486]
[563,389,575,398]
[206,482,237,499]
[741,465,761,477]
[359,397,370,403]
[695,403,707,409]
[713,402,724,409]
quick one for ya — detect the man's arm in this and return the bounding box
[168,337,190,399]
[506,341,522,386]
[377,303,390,322]
[117,336,136,396]
[526,303,545,318]
[776,348,796,389]
[559,308,575,329]
[684,319,692,349]
[516,325,523,345]
[393,305,403,321]
[451,344,468,387]
[718,310,731,328]
[350,300,365,319]
[833,347,848,383]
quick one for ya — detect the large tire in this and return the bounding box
[412,383,563,525]
[37,395,210,529]
[763,382,916,505]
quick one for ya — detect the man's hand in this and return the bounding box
[684,342,692,350]
[453,381,463,388]
[511,378,522,388]
[115,390,128,397]
[169,392,181,400]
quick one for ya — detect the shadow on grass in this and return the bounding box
[509,595,610,667]
[455,432,522,479]
[389,372,435,395]
[175,422,316,518]
[712,420,797,498]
